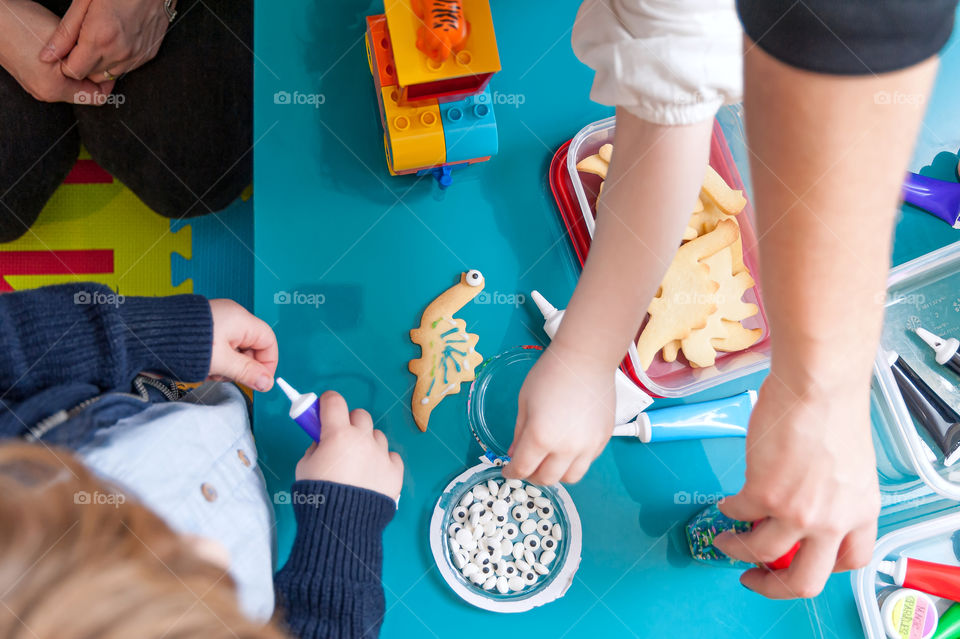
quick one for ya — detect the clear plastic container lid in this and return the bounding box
[466,345,542,460]
[564,110,771,397]
[872,241,960,501]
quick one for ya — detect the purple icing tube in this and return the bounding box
[276,378,321,441]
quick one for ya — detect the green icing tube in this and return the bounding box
[934,602,960,639]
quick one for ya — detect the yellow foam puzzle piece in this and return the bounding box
[0,179,191,296]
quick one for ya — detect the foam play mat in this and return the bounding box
[0,149,253,308]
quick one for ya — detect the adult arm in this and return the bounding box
[505,113,712,484]
[505,0,738,484]
[713,44,938,598]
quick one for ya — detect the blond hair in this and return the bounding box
[0,443,289,639]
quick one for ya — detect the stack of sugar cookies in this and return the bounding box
[577,147,762,370]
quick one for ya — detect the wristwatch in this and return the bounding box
[163,0,177,22]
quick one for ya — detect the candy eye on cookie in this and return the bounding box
[465,269,484,287]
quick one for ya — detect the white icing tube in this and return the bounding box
[530,290,653,424]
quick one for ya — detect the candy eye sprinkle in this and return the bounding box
[447,477,565,596]
[465,269,484,287]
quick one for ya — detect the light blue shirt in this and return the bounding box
[76,382,276,621]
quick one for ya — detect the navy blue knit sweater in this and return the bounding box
[0,283,394,638]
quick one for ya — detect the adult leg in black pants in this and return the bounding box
[76,0,253,220]
[0,0,251,243]
[0,68,79,243]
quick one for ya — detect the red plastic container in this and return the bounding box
[549,113,771,397]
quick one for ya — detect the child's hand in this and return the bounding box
[295,391,404,500]
[208,299,278,392]
[503,343,615,485]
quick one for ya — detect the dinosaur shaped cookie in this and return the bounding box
[679,242,758,367]
[409,270,485,431]
[635,219,739,370]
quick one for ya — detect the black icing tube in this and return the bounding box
[889,351,960,466]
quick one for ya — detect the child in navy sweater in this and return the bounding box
[0,283,402,639]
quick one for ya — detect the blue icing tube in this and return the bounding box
[611,390,755,443]
[276,378,321,441]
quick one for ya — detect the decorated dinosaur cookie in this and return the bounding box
[409,270,485,432]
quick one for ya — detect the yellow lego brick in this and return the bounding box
[381,86,446,172]
[384,0,500,88]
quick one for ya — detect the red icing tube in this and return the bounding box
[879,557,960,601]
[765,542,801,571]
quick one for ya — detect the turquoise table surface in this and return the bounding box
[253,3,960,637]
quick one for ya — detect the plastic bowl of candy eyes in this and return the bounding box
[429,465,582,612]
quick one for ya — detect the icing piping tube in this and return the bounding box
[916,326,960,379]
[611,390,755,443]
[878,557,960,603]
[276,378,321,441]
[530,290,653,422]
[888,352,960,466]
[934,602,960,639]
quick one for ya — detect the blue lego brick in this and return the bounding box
[437,87,498,164]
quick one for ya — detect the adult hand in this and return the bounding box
[295,391,404,500]
[0,0,111,103]
[208,299,278,392]
[502,342,615,485]
[39,0,173,82]
[713,376,879,598]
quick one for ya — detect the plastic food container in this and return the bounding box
[852,242,960,636]
[558,108,771,397]
[429,346,583,612]
[854,509,960,638]
[871,241,960,502]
